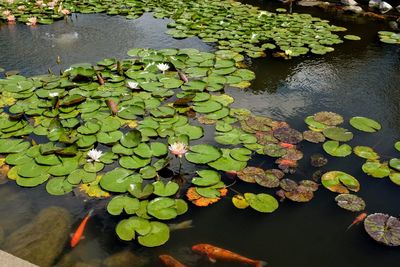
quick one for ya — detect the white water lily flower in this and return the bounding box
[157,63,169,73]
[251,33,257,39]
[258,11,268,18]
[49,92,59,97]
[127,81,139,89]
[87,149,103,162]
[168,142,188,158]
[285,49,293,56]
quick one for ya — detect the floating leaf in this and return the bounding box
[322,127,353,142]
[313,112,343,126]
[232,195,249,209]
[321,171,360,193]
[323,141,352,157]
[137,221,170,247]
[335,194,365,212]
[364,213,400,246]
[244,193,279,213]
[185,144,221,164]
[354,146,380,160]
[362,161,390,178]
[349,116,381,133]
[192,170,221,186]
[107,195,140,215]
[303,130,325,143]
[153,181,179,197]
[115,216,151,241]
[46,177,73,195]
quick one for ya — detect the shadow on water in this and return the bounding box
[0,2,400,267]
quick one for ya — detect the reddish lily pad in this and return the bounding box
[310,154,328,167]
[284,185,314,202]
[313,111,343,126]
[335,194,366,212]
[364,213,400,246]
[237,167,263,183]
[303,130,325,143]
[280,179,298,192]
[273,127,303,144]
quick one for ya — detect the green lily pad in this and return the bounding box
[349,116,381,133]
[322,127,353,142]
[208,149,247,172]
[99,167,136,192]
[244,193,279,213]
[107,195,140,215]
[48,157,78,176]
[362,161,390,178]
[321,171,360,193]
[137,221,170,247]
[323,141,352,157]
[45,177,74,195]
[128,182,154,199]
[153,181,179,197]
[0,139,30,153]
[17,174,49,187]
[115,216,152,241]
[185,144,221,164]
[147,197,178,220]
[192,170,221,187]
[120,130,142,148]
[354,146,380,160]
[67,169,96,184]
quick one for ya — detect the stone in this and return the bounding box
[341,0,358,5]
[343,5,364,13]
[3,206,71,267]
[103,250,149,267]
[297,0,325,6]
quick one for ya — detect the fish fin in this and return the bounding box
[88,209,95,217]
[345,223,354,231]
[208,257,216,263]
[256,260,268,267]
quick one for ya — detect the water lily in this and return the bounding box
[168,142,188,158]
[157,63,169,74]
[61,9,70,15]
[47,1,56,9]
[3,10,11,16]
[6,0,14,4]
[285,49,293,56]
[127,81,139,89]
[26,17,37,26]
[7,15,15,22]
[35,0,46,7]
[17,5,26,11]
[87,149,103,162]
[49,92,59,98]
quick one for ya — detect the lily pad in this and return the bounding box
[354,146,380,160]
[313,112,343,126]
[244,193,279,213]
[323,141,352,157]
[185,144,221,164]
[335,193,365,212]
[349,116,381,133]
[115,216,151,241]
[321,171,360,193]
[153,181,179,197]
[322,127,353,142]
[364,213,400,246]
[232,194,249,209]
[192,170,221,187]
[107,195,140,215]
[137,221,170,247]
[362,161,390,178]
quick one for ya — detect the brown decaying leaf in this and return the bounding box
[303,130,325,143]
[237,167,264,183]
[313,111,343,126]
[186,187,227,207]
[273,127,303,144]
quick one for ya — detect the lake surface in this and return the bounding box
[0,1,400,266]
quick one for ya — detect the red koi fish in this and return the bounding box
[159,254,186,267]
[192,244,266,267]
[279,142,295,149]
[346,212,367,231]
[70,209,94,248]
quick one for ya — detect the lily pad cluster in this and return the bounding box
[378,31,400,45]
[0,0,354,58]
[0,47,263,247]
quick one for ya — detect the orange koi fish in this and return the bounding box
[346,212,367,231]
[279,142,295,149]
[70,209,94,248]
[192,244,266,267]
[159,254,186,267]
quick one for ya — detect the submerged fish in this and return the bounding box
[70,209,94,248]
[346,212,367,231]
[192,243,267,267]
[169,220,194,231]
[159,254,186,267]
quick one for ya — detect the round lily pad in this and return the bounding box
[335,194,365,212]
[115,216,151,241]
[153,181,179,197]
[137,221,170,247]
[364,213,400,246]
[185,144,221,164]
[192,170,221,187]
[237,167,264,183]
[313,112,343,126]
[232,194,249,209]
[303,130,325,143]
[107,195,140,215]
[321,171,360,193]
[244,193,279,213]
[349,117,381,133]
[273,127,303,144]
[362,161,390,178]
[323,141,352,157]
[147,197,178,220]
[322,127,353,142]
[354,146,380,160]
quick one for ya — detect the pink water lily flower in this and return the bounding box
[7,15,15,22]
[168,142,188,158]
[6,0,14,4]
[35,0,46,7]
[3,10,11,16]
[17,5,26,11]
[26,17,37,26]
[61,9,71,15]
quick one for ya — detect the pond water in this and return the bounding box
[1,1,400,267]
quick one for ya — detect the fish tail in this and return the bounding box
[88,208,95,217]
[255,260,268,267]
[345,223,354,232]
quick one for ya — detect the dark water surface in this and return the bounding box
[1,2,400,267]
